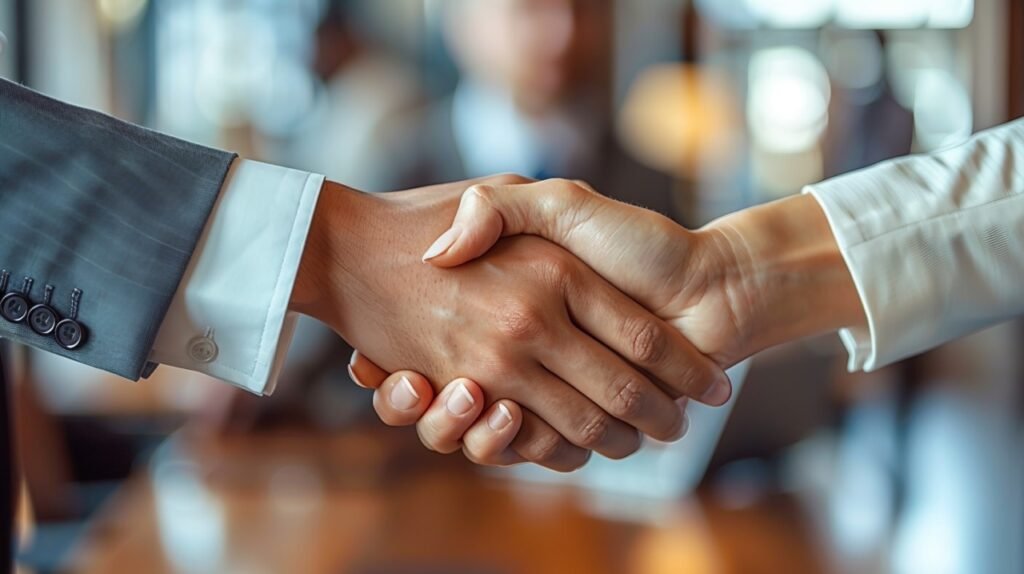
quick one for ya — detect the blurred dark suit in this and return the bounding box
[374,97,678,220]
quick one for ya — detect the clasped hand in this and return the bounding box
[294,174,861,471]
[286,174,753,470]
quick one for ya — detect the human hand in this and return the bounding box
[289,176,726,470]
[356,179,866,468]
[420,179,864,370]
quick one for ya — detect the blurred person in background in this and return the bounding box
[378,0,676,218]
[284,0,424,190]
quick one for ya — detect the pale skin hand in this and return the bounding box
[288,176,727,471]
[354,179,867,466]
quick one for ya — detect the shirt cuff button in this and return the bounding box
[187,328,218,363]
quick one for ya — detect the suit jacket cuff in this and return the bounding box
[149,159,324,394]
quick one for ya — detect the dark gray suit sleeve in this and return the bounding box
[0,78,236,380]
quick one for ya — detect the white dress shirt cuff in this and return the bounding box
[150,159,325,395]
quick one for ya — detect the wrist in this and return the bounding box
[290,181,373,330]
[701,193,865,357]
[290,181,468,346]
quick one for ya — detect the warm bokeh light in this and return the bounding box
[627,510,722,574]
[617,64,740,178]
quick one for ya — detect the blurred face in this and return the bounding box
[446,0,610,112]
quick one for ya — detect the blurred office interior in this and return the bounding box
[1,0,1023,572]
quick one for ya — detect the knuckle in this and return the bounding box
[570,179,598,194]
[575,412,611,449]
[466,183,498,207]
[608,375,646,420]
[548,178,587,203]
[534,250,576,283]
[623,316,667,366]
[494,299,545,340]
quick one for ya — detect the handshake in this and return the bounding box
[289,175,865,471]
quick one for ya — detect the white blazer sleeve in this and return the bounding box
[149,160,324,395]
[804,119,1024,372]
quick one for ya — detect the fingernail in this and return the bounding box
[347,364,367,388]
[488,403,513,430]
[389,376,421,411]
[422,225,462,261]
[700,377,732,406]
[446,382,475,416]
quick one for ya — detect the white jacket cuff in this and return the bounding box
[149,159,324,395]
[804,119,1024,372]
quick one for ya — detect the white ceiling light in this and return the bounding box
[747,47,831,153]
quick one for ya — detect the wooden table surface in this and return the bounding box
[65,426,824,574]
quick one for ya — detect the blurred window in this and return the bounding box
[697,0,974,29]
[153,0,322,142]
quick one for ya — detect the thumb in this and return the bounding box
[421,181,572,267]
[421,185,505,267]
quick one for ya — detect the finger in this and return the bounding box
[422,179,589,267]
[541,327,687,443]
[512,409,591,472]
[462,399,526,466]
[371,371,435,427]
[348,350,389,389]
[511,365,642,460]
[415,379,488,454]
[669,398,691,443]
[563,273,732,406]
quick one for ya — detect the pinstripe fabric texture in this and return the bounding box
[0,78,236,380]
